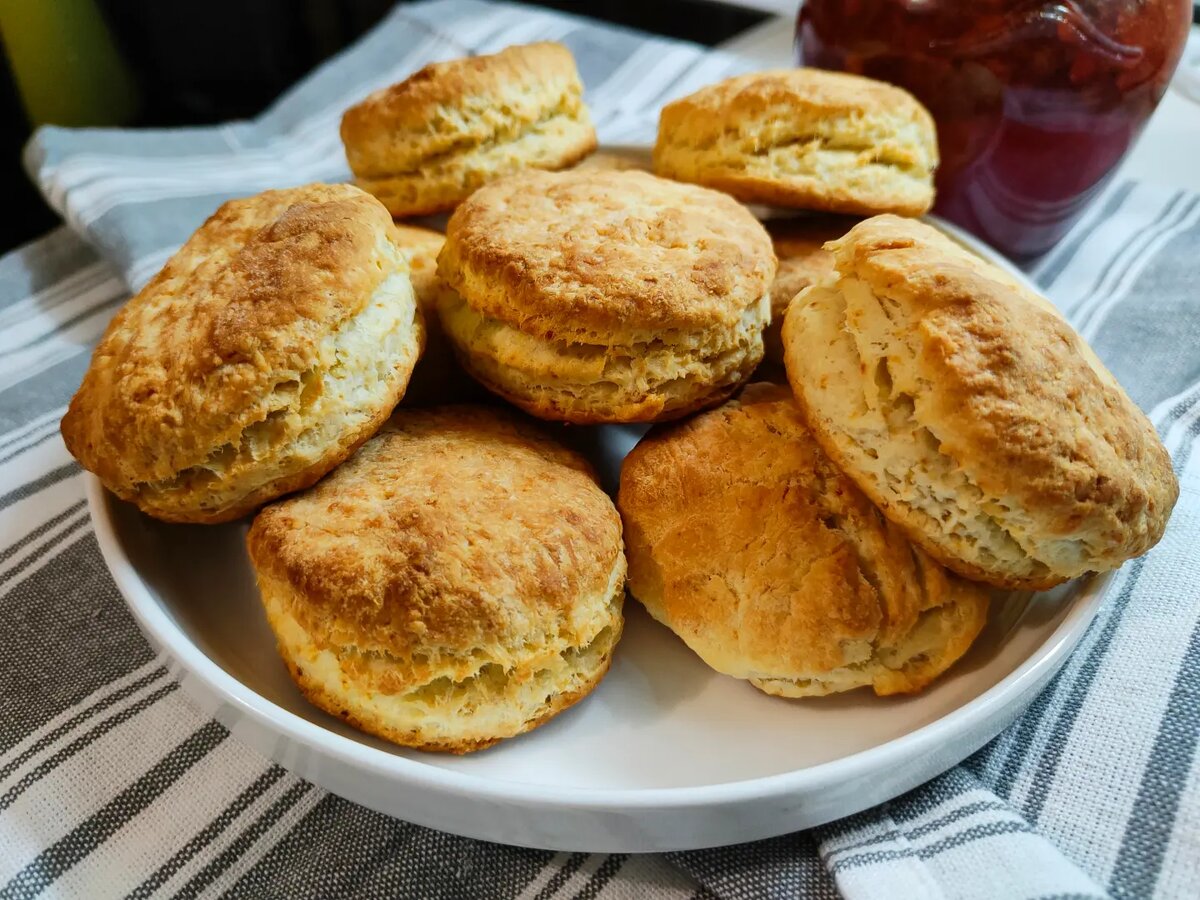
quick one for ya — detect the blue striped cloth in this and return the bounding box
[4,2,1198,897]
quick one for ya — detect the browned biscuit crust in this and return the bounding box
[62,184,422,523]
[654,69,937,216]
[783,215,1179,589]
[618,383,989,697]
[247,405,625,753]
[341,43,597,217]
[439,169,775,341]
[435,169,774,423]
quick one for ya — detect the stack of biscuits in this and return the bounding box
[62,42,1179,754]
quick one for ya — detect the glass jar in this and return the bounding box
[796,0,1192,257]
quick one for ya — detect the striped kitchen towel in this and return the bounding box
[1176,27,1200,104]
[5,1,1199,897]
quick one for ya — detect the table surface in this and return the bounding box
[720,16,1200,196]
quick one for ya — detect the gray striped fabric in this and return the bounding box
[5,1,1198,897]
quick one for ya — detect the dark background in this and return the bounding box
[0,0,769,255]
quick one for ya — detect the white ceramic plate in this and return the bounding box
[87,193,1110,853]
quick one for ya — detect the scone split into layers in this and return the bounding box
[437,169,776,423]
[654,69,937,217]
[783,215,1179,590]
[61,184,423,524]
[341,43,597,217]
[618,383,990,697]
[247,406,625,753]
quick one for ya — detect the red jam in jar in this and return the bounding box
[797,0,1191,257]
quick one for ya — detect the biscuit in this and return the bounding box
[341,43,597,217]
[618,383,989,697]
[762,216,853,365]
[654,69,937,216]
[437,169,775,423]
[783,215,1179,590]
[392,224,445,311]
[570,150,652,173]
[390,225,483,407]
[61,184,423,524]
[247,406,625,753]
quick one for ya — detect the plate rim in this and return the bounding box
[84,181,1109,816]
[87,439,1108,812]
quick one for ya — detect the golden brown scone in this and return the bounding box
[61,184,423,524]
[783,215,1179,590]
[247,406,625,753]
[654,69,937,216]
[437,169,775,423]
[341,43,597,217]
[762,216,856,365]
[618,383,989,697]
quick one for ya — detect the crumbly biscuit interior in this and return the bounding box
[789,277,1078,583]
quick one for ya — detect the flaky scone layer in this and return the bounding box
[654,69,937,216]
[354,113,596,217]
[783,216,1178,589]
[438,286,767,423]
[618,383,989,697]
[258,560,622,753]
[247,406,626,752]
[341,43,597,216]
[61,184,423,523]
